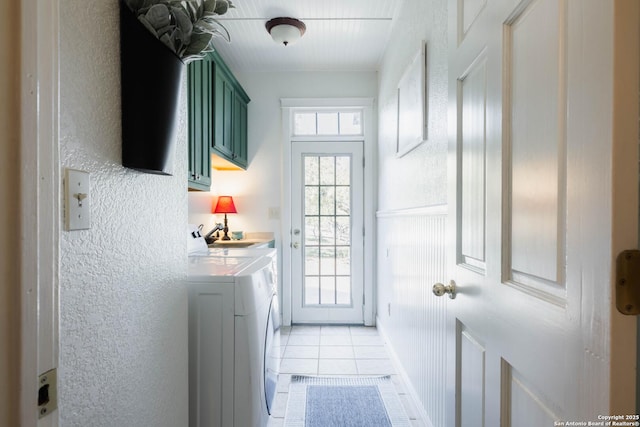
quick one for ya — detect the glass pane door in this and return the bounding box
[303,155,352,306]
[291,141,364,323]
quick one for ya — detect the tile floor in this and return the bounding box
[267,325,427,426]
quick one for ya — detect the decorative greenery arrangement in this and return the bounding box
[124,0,234,63]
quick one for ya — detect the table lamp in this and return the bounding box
[213,196,237,241]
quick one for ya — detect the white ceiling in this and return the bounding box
[210,0,401,73]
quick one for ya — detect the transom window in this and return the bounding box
[293,110,363,136]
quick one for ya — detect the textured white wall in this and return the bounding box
[188,70,378,237]
[377,0,448,211]
[59,1,188,425]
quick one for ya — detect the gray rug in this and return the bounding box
[283,376,411,427]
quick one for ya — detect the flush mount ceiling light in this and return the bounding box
[265,17,306,46]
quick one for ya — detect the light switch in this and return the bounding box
[64,169,91,231]
[268,207,280,220]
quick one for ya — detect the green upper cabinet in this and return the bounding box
[211,51,250,170]
[187,58,212,191]
[187,51,250,189]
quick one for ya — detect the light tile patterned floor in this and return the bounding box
[267,325,427,427]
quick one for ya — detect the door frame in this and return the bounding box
[280,98,376,326]
[20,0,60,425]
[291,140,365,324]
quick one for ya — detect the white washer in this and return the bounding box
[188,249,280,427]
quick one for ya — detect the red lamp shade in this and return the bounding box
[213,196,237,214]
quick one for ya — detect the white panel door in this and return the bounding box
[291,141,365,324]
[445,0,638,425]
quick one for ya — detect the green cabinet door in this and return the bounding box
[187,58,212,191]
[232,90,248,168]
[211,51,250,170]
[213,65,235,160]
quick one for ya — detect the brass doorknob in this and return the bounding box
[433,281,456,299]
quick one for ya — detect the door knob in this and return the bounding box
[291,242,299,249]
[433,281,456,299]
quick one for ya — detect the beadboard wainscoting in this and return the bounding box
[376,205,448,427]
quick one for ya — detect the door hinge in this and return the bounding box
[616,250,640,315]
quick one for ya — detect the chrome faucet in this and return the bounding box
[204,223,224,244]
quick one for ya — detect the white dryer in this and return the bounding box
[188,249,280,427]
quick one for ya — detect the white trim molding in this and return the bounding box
[376,204,448,218]
[281,97,374,109]
[21,0,60,425]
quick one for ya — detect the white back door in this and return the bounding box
[445,0,638,425]
[291,141,365,324]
